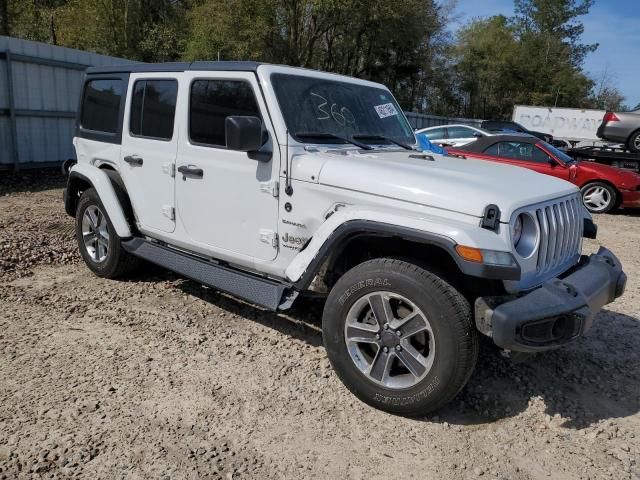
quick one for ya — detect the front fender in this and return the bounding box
[67,163,132,238]
[285,206,519,286]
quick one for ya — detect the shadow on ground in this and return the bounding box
[173,277,640,430]
[440,308,640,429]
[0,168,66,195]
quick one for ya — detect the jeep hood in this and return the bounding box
[314,150,578,219]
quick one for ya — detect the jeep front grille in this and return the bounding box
[533,195,583,274]
[507,193,584,292]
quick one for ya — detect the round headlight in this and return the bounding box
[513,215,523,247]
[512,213,538,258]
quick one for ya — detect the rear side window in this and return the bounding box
[484,143,500,156]
[420,127,446,140]
[80,79,124,133]
[485,141,542,161]
[130,79,178,140]
[189,79,261,147]
[447,126,474,138]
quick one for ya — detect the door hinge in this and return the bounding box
[162,205,175,221]
[163,162,176,178]
[260,181,279,198]
[259,229,278,248]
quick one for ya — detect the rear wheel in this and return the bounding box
[75,188,138,278]
[627,130,640,153]
[322,258,478,416]
[580,182,618,214]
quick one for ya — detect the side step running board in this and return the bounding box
[122,238,297,311]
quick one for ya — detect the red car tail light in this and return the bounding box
[603,112,620,123]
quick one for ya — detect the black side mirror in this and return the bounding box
[225,116,263,152]
[472,132,483,138]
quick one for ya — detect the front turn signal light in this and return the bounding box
[455,245,484,263]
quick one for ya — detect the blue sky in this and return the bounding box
[453,0,640,109]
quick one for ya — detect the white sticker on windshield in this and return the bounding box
[374,103,398,119]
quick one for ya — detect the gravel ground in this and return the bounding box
[1,171,639,480]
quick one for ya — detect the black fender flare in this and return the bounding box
[292,220,521,290]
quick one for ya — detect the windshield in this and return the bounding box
[541,142,577,163]
[271,73,415,147]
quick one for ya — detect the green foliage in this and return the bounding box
[184,0,451,110]
[454,0,613,118]
[1,0,624,116]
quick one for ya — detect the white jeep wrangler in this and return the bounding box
[64,61,626,416]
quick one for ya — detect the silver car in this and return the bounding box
[597,110,640,152]
[414,124,493,147]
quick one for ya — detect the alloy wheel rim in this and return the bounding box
[344,291,435,389]
[81,205,110,262]
[634,136,640,150]
[582,186,611,212]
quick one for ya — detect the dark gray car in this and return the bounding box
[597,110,640,152]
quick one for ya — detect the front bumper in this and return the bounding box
[475,247,626,352]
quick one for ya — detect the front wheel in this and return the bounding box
[580,182,618,214]
[322,258,478,416]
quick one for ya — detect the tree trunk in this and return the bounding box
[0,0,9,36]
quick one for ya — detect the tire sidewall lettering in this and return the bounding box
[373,375,441,406]
[338,278,391,306]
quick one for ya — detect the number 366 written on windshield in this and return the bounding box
[311,92,356,127]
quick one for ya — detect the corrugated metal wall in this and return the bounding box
[405,112,483,130]
[0,36,136,170]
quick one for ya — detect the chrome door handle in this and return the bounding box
[177,165,204,179]
[124,155,143,166]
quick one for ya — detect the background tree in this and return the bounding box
[454,16,520,118]
[185,0,452,110]
[453,0,602,118]
[1,0,9,36]
[1,0,627,115]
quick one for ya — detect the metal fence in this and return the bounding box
[0,36,135,170]
[405,112,483,130]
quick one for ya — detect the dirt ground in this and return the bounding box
[1,171,639,480]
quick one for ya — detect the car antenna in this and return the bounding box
[285,130,293,196]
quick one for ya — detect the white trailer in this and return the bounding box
[512,105,640,172]
[512,105,606,146]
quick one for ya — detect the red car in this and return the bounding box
[448,134,640,213]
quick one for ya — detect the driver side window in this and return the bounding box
[189,79,262,147]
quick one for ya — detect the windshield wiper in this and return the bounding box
[352,134,414,150]
[294,132,373,150]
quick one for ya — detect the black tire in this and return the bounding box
[75,187,138,278]
[580,181,618,214]
[322,258,478,416]
[627,130,640,153]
